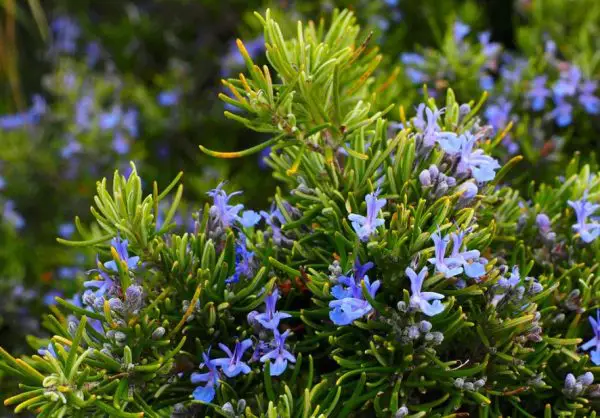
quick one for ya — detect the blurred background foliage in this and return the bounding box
[0,0,598,412]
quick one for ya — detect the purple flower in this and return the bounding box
[527,76,551,111]
[348,190,386,242]
[480,74,495,91]
[240,210,261,227]
[191,350,220,403]
[260,208,292,246]
[536,213,552,233]
[548,97,573,127]
[61,136,83,158]
[581,310,600,365]
[104,236,140,271]
[226,235,255,284]
[207,182,244,229]
[0,96,46,130]
[260,330,296,376]
[498,266,521,289]
[75,95,94,130]
[213,339,253,378]
[401,53,427,83]
[578,80,600,115]
[567,193,600,243]
[406,267,445,316]
[255,288,291,330]
[428,230,463,278]
[329,275,381,325]
[43,290,62,306]
[413,103,442,147]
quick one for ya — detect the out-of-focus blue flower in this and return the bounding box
[478,32,501,58]
[158,89,181,107]
[75,95,94,130]
[221,36,264,76]
[86,42,102,66]
[401,53,427,84]
[553,66,581,98]
[549,96,573,127]
[329,275,380,325]
[191,349,220,403]
[207,182,244,229]
[453,21,470,43]
[255,288,291,330]
[567,192,600,243]
[61,136,83,159]
[3,200,25,229]
[484,97,513,136]
[227,235,255,284]
[43,290,63,306]
[581,310,600,365]
[579,80,600,115]
[406,266,445,316]
[51,16,80,55]
[213,339,253,378]
[479,74,495,91]
[104,236,140,271]
[527,76,551,111]
[0,95,46,130]
[348,190,386,242]
[428,230,462,278]
[260,329,296,376]
[59,223,76,238]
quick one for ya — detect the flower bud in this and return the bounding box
[419,169,432,187]
[394,406,409,418]
[419,320,432,333]
[125,285,144,314]
[108,298,125,315]
[428,164,439,179]
[454,378,464,389]
[152,327,166,340]
[578,372,594,386]
[564,373,576,389]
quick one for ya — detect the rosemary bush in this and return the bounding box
[2,7,600,418]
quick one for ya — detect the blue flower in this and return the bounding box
[260,330,296,376]
[240,210,261,227]
[84,268,116,298]
[478,31,500,58]
[578,80,600,115]
[51,16,80,55]
[255,288,291,330]
[329,274,381,325]
[581,310,600,365]
[0,95,46,130]
[498,266,521,289]
[450,230,487,279]
[567,193,600,243]
[213,339,253,378]
[354,258,374,282]
[428,230,463,278]
[453,21,470,43]
[553,66,581,98]
[406,267,445,316]
[549,97,573,127]
[226,235,255,284]
[401,54,426,84]
[348,190,386,242]
[158,90,181,107]
[191,350,220,403]
[454,133,501,182]
[104,236,140,272]
[59,223,76,238]
[38,343,59,358]
[527,76,551,111]
[260,208,292,246]
[207,182,244,229]
[3,200,25,229]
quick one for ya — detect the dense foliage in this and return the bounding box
[2,7,600,417]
